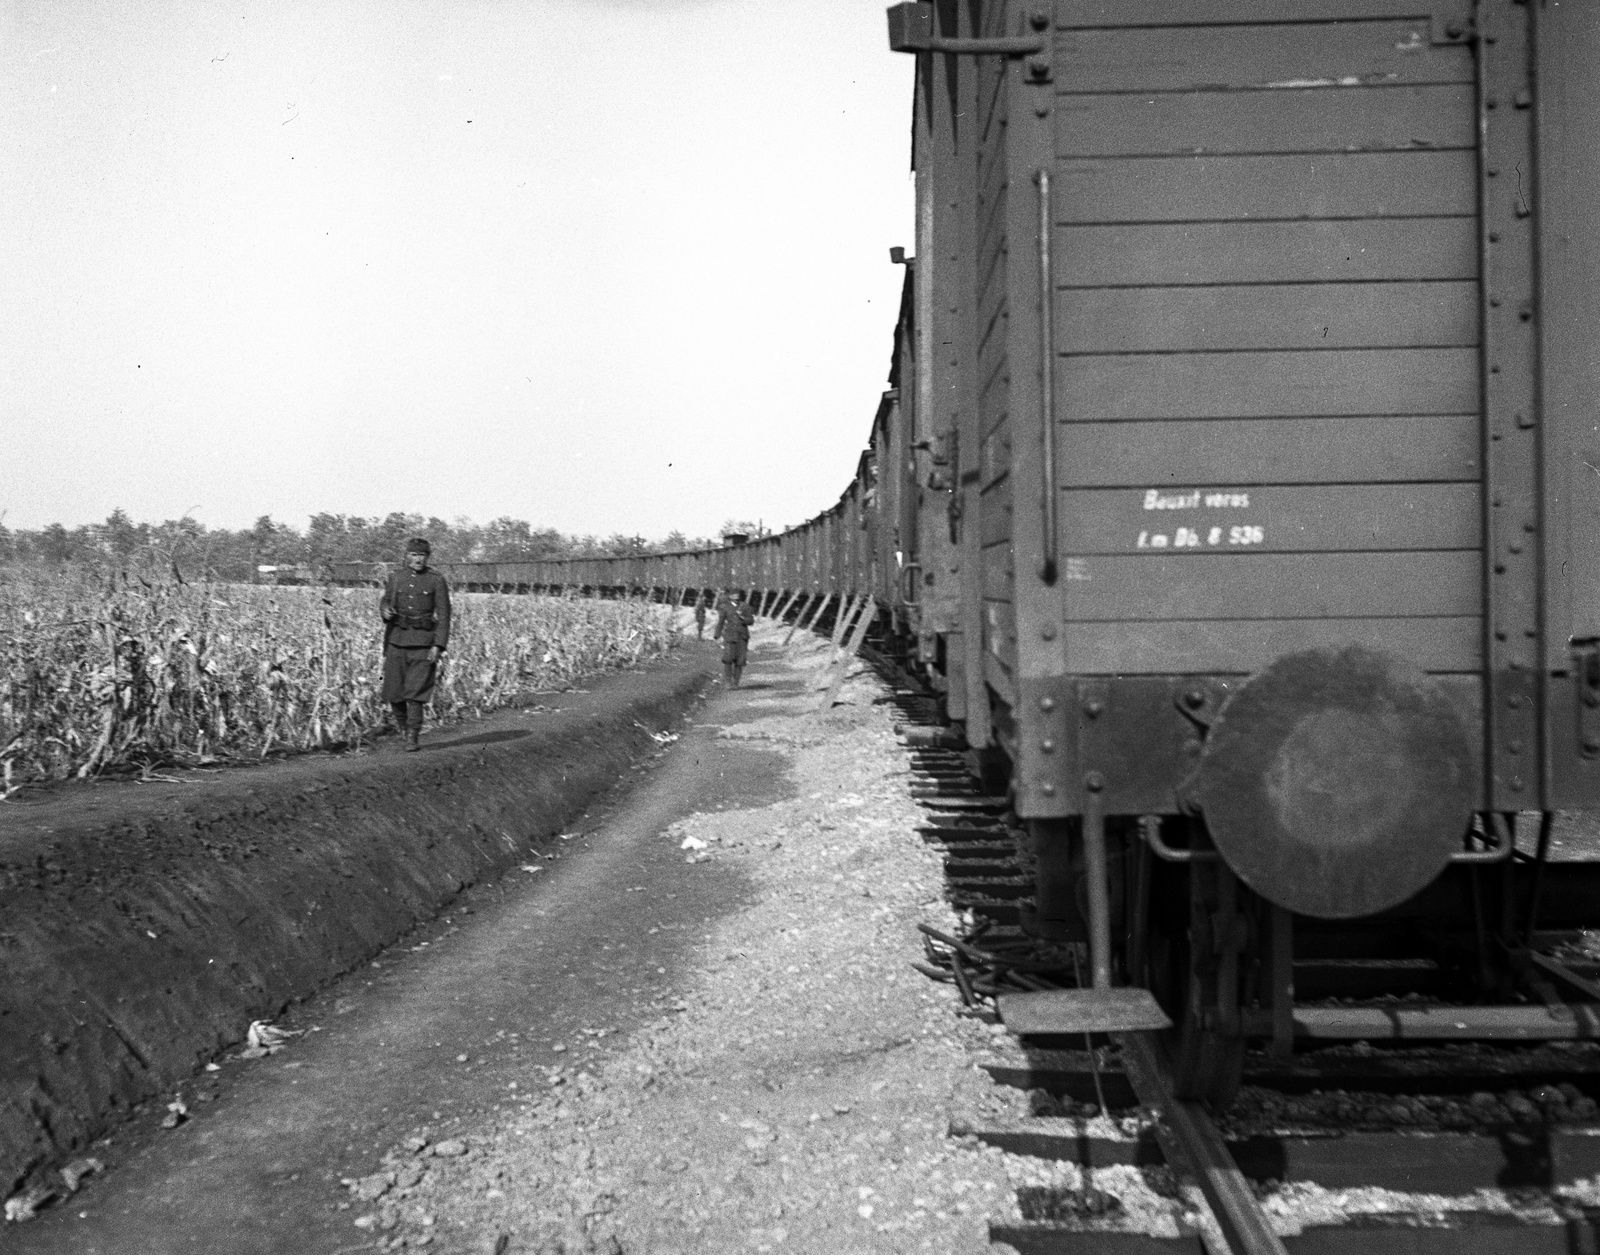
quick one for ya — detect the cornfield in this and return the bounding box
[0,568,681,791]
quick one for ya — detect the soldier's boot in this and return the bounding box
[389,702,408,734]
[405,728,420,752]
[405,701,424,752]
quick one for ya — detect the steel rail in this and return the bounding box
[1115,1031,1288,1255]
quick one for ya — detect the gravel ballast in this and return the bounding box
[349,626,1203,1254]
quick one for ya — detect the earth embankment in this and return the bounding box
[0,648,715,1195]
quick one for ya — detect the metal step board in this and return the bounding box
[998,988,1173,1035]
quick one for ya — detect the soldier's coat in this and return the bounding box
[715,602,754,667]
[379,567,452,704]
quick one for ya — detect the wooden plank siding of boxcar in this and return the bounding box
[1060,416,1479,487]
[1059,151,1477,224]
[1056,0,1473,26]
[1058,349,1479,420]
[1055,20,1471,94]
[1057,219,1478,288]
[1050,16,1481,677]
[1059,282,1478,356]
[974,12,1015,707]
[1053,84,1475,158]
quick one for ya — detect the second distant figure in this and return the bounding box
[693,591,709,639]
[380,538,452,751]
[713,590,755,688]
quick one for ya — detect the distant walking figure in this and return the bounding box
[693,592,709,639]
[380,538,452,751]
[714,590,755,688]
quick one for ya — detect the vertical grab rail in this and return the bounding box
[1035,168,1059,585]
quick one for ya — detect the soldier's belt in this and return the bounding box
[393,614,437,630]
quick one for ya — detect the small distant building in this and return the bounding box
[721,532,749,548]
[255,564,315,586]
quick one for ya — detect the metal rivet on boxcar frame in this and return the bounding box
[1183,688,1206,710]
[1486,95,1498,109]
[1040,739,1055,753]
[1041,624,1056,640]
[1493,495,1504,507]
[1040,696,1056,712]
[1028,58,1049,79]
[1496,629,1509,641]
[1586,736,1600,754]
[1508,695,1523,709]
[1510,776,1524,792]
[1508,740,1522,755]
[1509,542,1523,554]
[1030,9,1050,29]
[1084,699,1103,718]
[1035,106,1050,119]
[1516,411,1535,428]
[1495,562,1507,573]
[1514,89,1533,109]
[1585,693,1600,709]
[1489,296,1502,306]
[1040,782,1057,796]
[1489,233,1501,244]
[1445,21,1464,37]
[1524,522,1537,533]
[1085,772,1104,792]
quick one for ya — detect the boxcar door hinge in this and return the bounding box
[886,3,1046,56]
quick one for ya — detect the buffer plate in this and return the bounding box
[1192,646,1476,919]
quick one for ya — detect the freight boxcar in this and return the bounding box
[890,0,1600,1101]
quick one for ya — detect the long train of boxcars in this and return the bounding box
[344,1,1600,1107]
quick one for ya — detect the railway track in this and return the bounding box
[884,692,1600,1255]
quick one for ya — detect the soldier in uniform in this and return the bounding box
[379,538,452,751]
[713,590,755,688]
[693,591,709,639]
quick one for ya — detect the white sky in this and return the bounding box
[0,0,913,538]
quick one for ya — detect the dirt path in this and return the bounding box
[6,624,1058,1255]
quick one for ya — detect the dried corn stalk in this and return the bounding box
[0,569,679,785]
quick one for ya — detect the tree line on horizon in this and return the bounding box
[0,510,770,583]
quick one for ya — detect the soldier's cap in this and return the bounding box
[405,537,431,556]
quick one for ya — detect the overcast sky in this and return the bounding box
[1,0,913,539]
